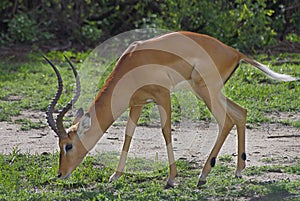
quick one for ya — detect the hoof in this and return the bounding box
[165,177,176,189]
[165,182,174,189]
[235,174,242,179]
[197,180,206,187]
[235,170,243,179]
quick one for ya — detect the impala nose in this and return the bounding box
[57,172,62,178]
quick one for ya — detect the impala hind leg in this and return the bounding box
[193,87,247,186]
[198,110,234,186]
[109,105,143,182]
[155,89,177,188]
[226,98,247,178]
[189,82,235,186]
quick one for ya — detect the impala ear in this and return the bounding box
[73,108,84,124]
[77,113,91,138]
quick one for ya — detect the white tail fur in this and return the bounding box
[242,58,299,82]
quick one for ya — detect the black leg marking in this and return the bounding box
[241,152,247,161]
[210,157,216,167]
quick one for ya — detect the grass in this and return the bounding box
[0,151,299,200]
[0,51,87,122]
[14,118,46,131]
[0,52,299,200]
[224,54,300,126]
[0,52,299,127]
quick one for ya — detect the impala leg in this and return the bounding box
[194,88,246,186]
[226,98,247,178]
[198,113,234,186]
[190,81,235,186]
[156,90,177,188]
[109,105,143,182]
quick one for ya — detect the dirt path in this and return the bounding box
[0,110,299,185]
[0,111,299,168]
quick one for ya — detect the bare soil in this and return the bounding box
[0,110,299,182]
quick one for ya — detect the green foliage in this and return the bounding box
[81,23,103,46]
[153,0,278,52]
[0,0,299,52]
[227,0,277,51]
[286,33,300,43]
[7,13,40,43]
[0,151,299,200]
[219,154,233,163]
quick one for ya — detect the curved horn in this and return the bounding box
[45,56,81,138]
[44,56,64,136]
[56,56,81,136]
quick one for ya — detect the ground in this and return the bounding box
[0,110,299,184]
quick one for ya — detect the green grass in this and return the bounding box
[0,52,299,199]
[224,54,300,126]
[14,118,46,131]
[0,51,87,122]
[0,52,299,127]
[0,151,299,200]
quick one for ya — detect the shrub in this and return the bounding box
[7,13,39,43]
[0,0,299,52]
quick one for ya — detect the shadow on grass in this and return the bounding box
[248,180,299,201]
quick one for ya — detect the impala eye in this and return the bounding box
[65,144,73,152]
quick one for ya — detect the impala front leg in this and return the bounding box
[109,106,143,182]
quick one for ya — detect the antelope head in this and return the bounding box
[45,57,91,179]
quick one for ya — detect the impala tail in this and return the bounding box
[242,57,299,82]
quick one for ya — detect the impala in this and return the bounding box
[45,31,298,187]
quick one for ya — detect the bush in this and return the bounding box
[7,13,39,43]
[151,0,278,52]
[81,23,103,46]
[0,0,299,52]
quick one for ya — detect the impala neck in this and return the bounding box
[81,74,127,152]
